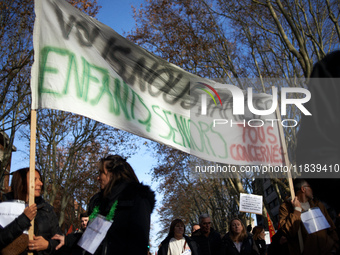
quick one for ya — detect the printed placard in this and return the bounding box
[301,207,330,234]
[239,193,263,215]
[78,215,112,254]
[0,201,27,234]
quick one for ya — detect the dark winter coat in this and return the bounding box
[221,232,259,255]
[157,235,200,255]
[57,231,85,255]
[191,228,223,255]
[66,181,155,255]
[1,192,62,255]
[254,239,266,255]
[267,229,289,255]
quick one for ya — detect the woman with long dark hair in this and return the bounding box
[222,218,259,255]
[158,219,199,255]
[54,155,155,255]
[1,168,62,254]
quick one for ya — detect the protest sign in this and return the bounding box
[239,193,263,215]
[0,201,27,234]
[301,207,331,234]
[78,215,112,254]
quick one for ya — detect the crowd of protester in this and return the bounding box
[1,159,340,255]
[2,158,339,255]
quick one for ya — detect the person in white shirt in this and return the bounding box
[158,219,200,255]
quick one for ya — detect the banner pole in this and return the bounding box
[28,109,37,251]
[274,105,294,198]
[273,87,303,252]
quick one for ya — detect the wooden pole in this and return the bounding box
[274,105,295,198]
[274,88,303,252]
[28,109,37,253]
[29,0,41,250]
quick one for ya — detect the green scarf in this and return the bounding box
[89,200,118,221]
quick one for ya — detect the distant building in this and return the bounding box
[253,178,287,229]
[0,131,16,197]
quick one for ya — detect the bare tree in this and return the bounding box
[0,0,35,189]
[127,0,339,233]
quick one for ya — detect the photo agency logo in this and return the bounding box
[192,82,223,115]
[193,82,312,128]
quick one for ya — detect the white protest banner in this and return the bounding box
[31,0,283,166]
[239,193,263,215]
[301,207,331,234]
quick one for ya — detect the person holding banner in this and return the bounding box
[2,168,62,254]
[279,179,338,255]
[221,218,259,255]
[157,219,199,255]
[53,155,155,255]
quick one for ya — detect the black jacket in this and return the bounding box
[191,228,223,255]
[57,231,85,255]
[1,192,62,255]
[158,235,200,255]
[68,181,155,255]
[254,239,266,255]
[267,229,289,255]
[221,232,259,255]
